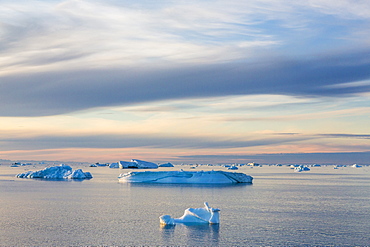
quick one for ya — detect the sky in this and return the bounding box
[1,0,370,164]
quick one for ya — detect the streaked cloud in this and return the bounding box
[178,152,370,164]
[0,132,311,151]
[1,51,370,117]
[1,0,370,163]
[319,134,370,139]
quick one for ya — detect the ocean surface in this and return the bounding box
[0,164,369,246]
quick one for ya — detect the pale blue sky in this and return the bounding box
[0,0,369,164]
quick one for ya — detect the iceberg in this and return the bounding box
[16,164,93,179]
[118,170,253,184]
[160,202,220,225]
[158,162,174,167]
[109,162,120,168]
[118,159,158,169]
[294,165,310,172]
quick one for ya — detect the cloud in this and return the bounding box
[0,132,310,151]
[4,131,368,153]
[319,134,370,139]
[1,49,370,117]
[177,151,370,164]
[1,0,370,118]
[0,0,281,73]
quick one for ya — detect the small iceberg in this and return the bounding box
[294,165,310,172]
[109,162,120,168]
[118,170,253,184]
[90,162,108,167]
[160,202,220,225]
[16,164,93,179]
[159,162,174,167]
[117,159,158,169]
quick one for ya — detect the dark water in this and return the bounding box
[0,165,369,246]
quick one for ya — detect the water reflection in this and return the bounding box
[23,178,89,183]
[160,224,220,245]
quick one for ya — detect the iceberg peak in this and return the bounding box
[160,202,220,225]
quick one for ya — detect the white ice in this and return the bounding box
[16,164,93,179]
[116,159,158,169]
[159,202,220,225]
[118,170,253,184]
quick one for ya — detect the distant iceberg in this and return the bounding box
[294,165,310,172]
[116,159,158,169]
[16,164,93,179]
[160,202,220,225]
[118,170,253,184]
[158,162,174,167]
[109,162,120,168]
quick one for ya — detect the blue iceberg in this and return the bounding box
[16,164,93,179]
[117,159,158,169]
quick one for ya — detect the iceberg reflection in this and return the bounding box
[160,223,220,245]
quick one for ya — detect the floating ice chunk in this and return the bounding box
[109,162,120,168]
[118,170,253,184]
[117,161,136,168]
[117,159,158,169]
[158,162,174,167]
[91,163,108,167]
[160,202,220,225]
[294,165,310,172]
[131,159,158,169]
[16,164,92,179]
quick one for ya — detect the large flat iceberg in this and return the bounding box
[160,202,220,225]
[16,164,93,179]
[118,170,253,184]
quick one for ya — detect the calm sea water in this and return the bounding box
[0,164,369,246]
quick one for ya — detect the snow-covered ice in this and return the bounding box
[160,202,220,225]
[16,164,93,179]
[115,159,158,169]
[118,170,253,184]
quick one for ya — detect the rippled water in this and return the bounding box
[1,164,369,246]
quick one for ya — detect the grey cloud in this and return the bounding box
[178,152,370,165]
[0,133,309,151]
[1,48,370,116]
[319,134,370,139]
[177,152,370,164]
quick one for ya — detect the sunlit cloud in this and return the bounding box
[1,0,370,163]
